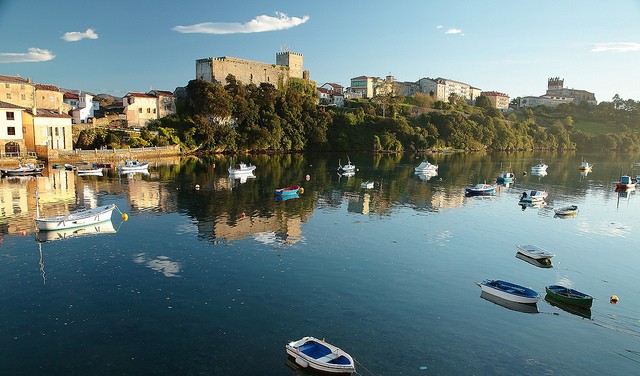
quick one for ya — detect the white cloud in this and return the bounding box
[62,28,99,42]
[591,42,640,53]
[445,28,463,35]
[0,48,55,63]
[173,11,309,34]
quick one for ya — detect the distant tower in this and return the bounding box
[548,77,564,91]
[276,51,304,79]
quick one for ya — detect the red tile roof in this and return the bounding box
[64,92,80,99]
[0,74,30,84]
[125,92,156,98]
[25,108,71,118]
[34,84,60,91]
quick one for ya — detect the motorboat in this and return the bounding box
[531,162,548,173]
[477,279,539,304]
[118,160,149,173]
[35,204,117,231]
[496,171,515,183]
[515,244,554,260]
[337,157,356,173]
[77,167,104,176]
[519,190,548,202]
[545,285,593,308]
[465,183,497,195]
[229,159,256,175]
[480,291,539,314]
[578,159,593,171]
[274,185,300,196]
[285,336,355,374]
[361,181,374,189]
[1,162,44,176]
[554,205,578,216]
[515,252,553,268]
[414,161,438,173]
[615,175,635,190]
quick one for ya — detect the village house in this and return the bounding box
[0,74,34,109]
[317,85,344,107]
[22,107,73,158]
[63,91,98,124]
[122,90,176,127]
[480,91,510,110]
[0,101,26,156]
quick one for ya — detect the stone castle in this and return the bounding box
[196,51,310,89]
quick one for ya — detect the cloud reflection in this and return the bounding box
[133,253,181,277]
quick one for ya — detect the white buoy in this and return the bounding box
[295,357,309,368]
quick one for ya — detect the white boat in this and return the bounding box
[496,171,515,183]
[516,244,555,260]
[519,190,548,202]
[338,157,356,173]
[118,160,149,172]
[35,204,117,231]
[1,162,44,176]
[465,183,497,195]
[35,220,116,242]
[554,205,578,216]
[77,167,104,176]
[477,279,540,304]
[414,161,438,173]
[531,162,548,172]
[286,336,356,374]
[361,181,374,189]
[228,159,256,175]
[578,159,592,171]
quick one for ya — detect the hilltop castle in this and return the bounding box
[196,51,310,89]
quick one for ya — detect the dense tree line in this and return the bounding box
[85,77,639,153]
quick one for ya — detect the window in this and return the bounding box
[6,112,14,120]
[49,96,54,102]
[5,93,10,100]
[55,127,59,136]
[4,83,9,88]
[7,127,15,135]
[147,108,150,113]
[138,108,142,113]
[21,94,25,100]
[153,108,156,114]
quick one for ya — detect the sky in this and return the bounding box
[1,0,639,102]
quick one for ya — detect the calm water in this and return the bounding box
[1,152,639,375]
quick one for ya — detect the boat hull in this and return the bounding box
[545,285,593,308]
[515,244,554,259]
[275,185,300,196]
[479,280,539,304]
[285,337,355,375]
[35,204,116,231]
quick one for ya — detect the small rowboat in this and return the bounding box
[515,244,554,260]
[465,183,497,195]
[274,185,300,196]
[477,279,539,304]
[35,204,116,231]
[545,285,593,308]
[554,205,578,216]
[286,336,355,374]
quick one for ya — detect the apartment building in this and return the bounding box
[418,77,481,102]
[480,91,510,110]
[0,74,34,108]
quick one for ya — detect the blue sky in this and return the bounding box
[1,0,639,102]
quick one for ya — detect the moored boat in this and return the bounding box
[531,162,548,173]
[515,244,554,260]
[465,183,497,195]
[1,162,44,176]
[286,336,356,374]
[519,190,548,202]
[545,285,593,308]
[275,185,300,196]
[477,279,540,304]
[414,161,438,173]
[360,181,374,189]
[554,205,578,216]
[496,171,515,183]
[118,160,149,172]
[228,159,256,175]
[77,167,104,176]
[480,291,539,314]
[515,252,553,268]
[35,204,117,231]
[615,175,635,190]
[578,159,593,171]
[337,157,356,173]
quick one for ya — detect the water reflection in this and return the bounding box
[133,253,181,277]
[480,291,539,314]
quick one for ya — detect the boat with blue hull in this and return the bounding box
[286,336,356,374]
[465,183,497,195]
[478,279,540,304]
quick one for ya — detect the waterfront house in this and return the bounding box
[0,101,26,156]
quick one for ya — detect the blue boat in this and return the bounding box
[274,185,300,196]
[478,279,540,304]
[465,183,497,195]
[496,171,515,183]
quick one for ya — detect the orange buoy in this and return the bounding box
[122,213,129,221]
[610,295,619,304]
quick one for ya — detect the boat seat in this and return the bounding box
[316,353,339,363]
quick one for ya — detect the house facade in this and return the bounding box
[64,91,97,124]
[317,87,344,107]
[22,108,73,154]
[518,95,574,109]
[0,74,34,108]
[480,91,510,110]
[0,101,26,156]
[418,77,480,102]
[123,92,158,127]
[34,84,64,111]
[348,75,396,99]
[149,90,176,119]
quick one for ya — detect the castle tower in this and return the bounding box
[276,51,304,79]
[547,77,564,91]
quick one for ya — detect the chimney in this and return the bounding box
[32,107,37,116]
[27,77,31,83]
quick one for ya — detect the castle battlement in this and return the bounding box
[276,51,303,57]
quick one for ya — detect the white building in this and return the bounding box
[417,77,480,102]
[518,95,574,109]
[64,91,97,124]
[0,101,26,155]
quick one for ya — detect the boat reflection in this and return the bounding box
[544,295,592,319]
[518,200,546,211]
[531,170,548,178]
[480,291,539,314]
[415,171,438,181]
[515,251,553,268]
[275,193,300,202]
[35,220,117,242]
